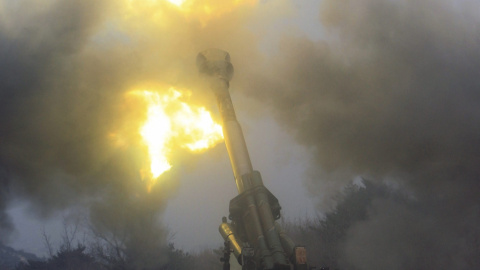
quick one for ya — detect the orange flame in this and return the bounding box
[124,87,223,190]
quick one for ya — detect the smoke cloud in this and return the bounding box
[0,0,273,264]
[2,0,480,268]
[241,0,480,268]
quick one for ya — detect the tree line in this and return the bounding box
[14,180,402,270]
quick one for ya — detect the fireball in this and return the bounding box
[128,88,223,189]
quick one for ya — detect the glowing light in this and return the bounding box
[167,0,185,6]
[139,92,173,178]
[129,88,223,182]
[122,0,258,27]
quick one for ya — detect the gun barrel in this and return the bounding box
[217,91,253,193]
[196,49,253,193]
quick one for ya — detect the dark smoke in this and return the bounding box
[0,0,114,236]
[3,0,480,268]
[242,0,480,268]
[0,0,199,259]
[0,168,12,241]
[0,0,181,265]
[0,0,262,265]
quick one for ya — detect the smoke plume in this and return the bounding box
[0,0,267,265]
[2,0,480,268]
[242,0,480,268]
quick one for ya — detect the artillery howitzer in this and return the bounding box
[197,49,313,270]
